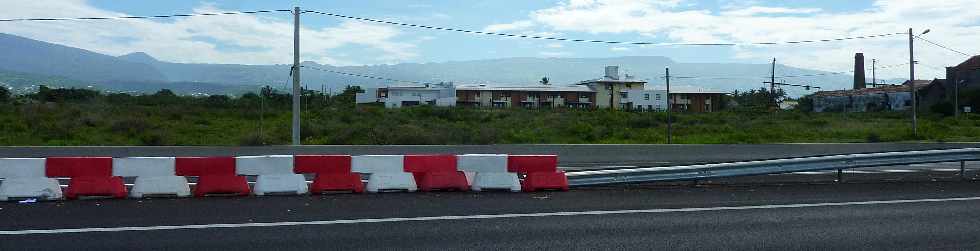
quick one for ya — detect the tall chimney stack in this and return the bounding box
[854,53,866,89]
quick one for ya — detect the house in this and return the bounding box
[944,55,980,112]
[355,83,456,108]
[811,81,928,112]
[668,86,728,112]
[355,66,721,112]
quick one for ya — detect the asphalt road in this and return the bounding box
[2,143,978,166]
[4,179,980,250]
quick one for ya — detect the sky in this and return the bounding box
[0,0,977,80]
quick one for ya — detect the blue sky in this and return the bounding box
[1,0,977,80]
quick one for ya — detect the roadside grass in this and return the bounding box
[1,102,978,146]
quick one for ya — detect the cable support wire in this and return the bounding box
[914,35,974,57]
[0,9,292,22]
[302,9,904,47]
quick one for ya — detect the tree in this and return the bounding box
[0,85,10,103]
[540,77,550,85]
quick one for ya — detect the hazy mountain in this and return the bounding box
[0,33,167,83]
[3,33,895,97]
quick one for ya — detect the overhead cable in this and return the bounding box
[0,9,292,22]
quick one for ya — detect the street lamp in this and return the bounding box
[908,28,930,137]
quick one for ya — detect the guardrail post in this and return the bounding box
[961,161,967,180]
[836,169,843,183]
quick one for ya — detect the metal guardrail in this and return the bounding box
[566,148,980,187]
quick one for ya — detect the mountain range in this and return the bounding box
[0,33,889,96]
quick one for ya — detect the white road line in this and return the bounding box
[843,170,876,174]
[931,168,961,172]
[792,171,832,175]
[3,196,980,236]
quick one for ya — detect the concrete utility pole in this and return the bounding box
[666,67,672,144]
[872,59,877,87]
[292,6,302,145]
[908,28,917,137]
[771,58,777,107]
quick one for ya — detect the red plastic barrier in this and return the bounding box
[405,155,468,192]
[46,157,126,199]
[508,155,568,192]
[176,157,250,197]
[294,155,364,193]
[521,172,569,192]
[506,155,559,173]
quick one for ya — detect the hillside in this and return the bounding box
[0,33,167,83]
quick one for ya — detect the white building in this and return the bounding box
[356,83,456,108]
[621,89,668,111]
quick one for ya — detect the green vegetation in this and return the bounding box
[1,86,979,146]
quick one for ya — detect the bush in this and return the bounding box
[930,102,955,117]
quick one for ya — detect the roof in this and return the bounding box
[813,82,928,97]
[955,55,980,70]
[656,85,729,94]
[576,78,648,85]
[456,84,594,92]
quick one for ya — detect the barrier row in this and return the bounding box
[0,154,568,201]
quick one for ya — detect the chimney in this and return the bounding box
[605,66,620,80]
[854,53,866,89]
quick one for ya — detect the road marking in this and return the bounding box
[3,196,980,236]
[932,168,961,172]
[792,171,832,175]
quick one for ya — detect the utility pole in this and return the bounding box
[291,6,302,145]
[666,67,672,144]
[872,59,876,87]
[908,28,917,137]
[770,58,777,108]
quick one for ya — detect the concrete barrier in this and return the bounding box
[236,155,307,195]
[0,158,63,201]
[458,154,520,192]
[46,157,126,199]
[113,157,190,198]
[352,155,416,192]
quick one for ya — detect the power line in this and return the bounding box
[302,9,904,47]
[914,35,973,57]
[0,9,292,22]
[300,65,426,85]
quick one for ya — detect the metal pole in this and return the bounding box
[908,28,917,137]
[837,169,843,182]
[961,161,966,180]
[291,7,302,145]
[955,77,960,118]
[666,67,672,144]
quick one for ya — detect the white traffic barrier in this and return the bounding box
[236,155,307,195]
[112,157,190,198]
[457,154,520,192]
[0,158,64,201]
[352,155,416,192]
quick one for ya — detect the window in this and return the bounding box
[626,84,632,89]
[580,94,589,99]
[620,92,628,99]
[655,94,661,100]
[644,94,650,100]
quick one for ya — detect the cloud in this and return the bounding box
[0,0,419,66]
[611,47,631,52]
[539,51,571,57]
[483,20,535,33]
[506,0,980,79]
[546,43,564,48]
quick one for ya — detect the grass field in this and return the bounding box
[2,96,979,146]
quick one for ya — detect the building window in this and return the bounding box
[620,92,628,99]
[580,94,588,99]
[655,94,661,100]
[626,84,632,89]
[644,94,650,100]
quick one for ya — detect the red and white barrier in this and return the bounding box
[508,155,569,192]
[176,157,250,197]
[294,155,364,193]
[352,155,417,192]
[457,154,521,192]
[405,155,469,192]
[236,155,308,196]
[113,157,190,198]
[46,157,127,199]
[0,158,63,201]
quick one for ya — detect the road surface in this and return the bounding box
[4,178,980,250]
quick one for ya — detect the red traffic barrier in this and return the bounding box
[507,155,568,192]
[405,155,468,192]
[294,155,364,193]
[46,157,126,199]
[176,157,250,197]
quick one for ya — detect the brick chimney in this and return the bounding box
[854,53,866,89]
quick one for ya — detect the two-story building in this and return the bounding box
[356,82,456,108]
